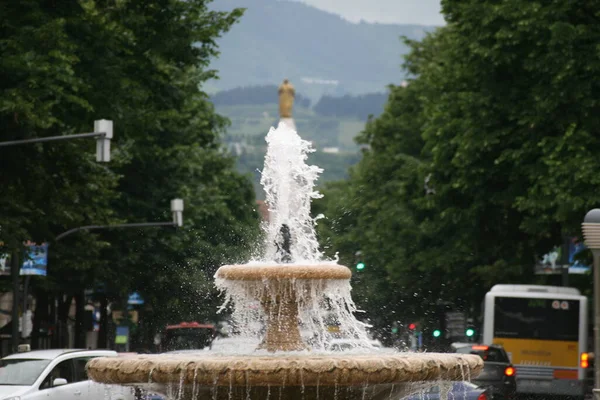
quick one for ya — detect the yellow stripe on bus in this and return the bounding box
[492,338,578,368]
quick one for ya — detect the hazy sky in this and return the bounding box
[297,0,445,26]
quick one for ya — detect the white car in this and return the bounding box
[0,348,135,400]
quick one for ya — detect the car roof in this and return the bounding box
[3,349,117,360]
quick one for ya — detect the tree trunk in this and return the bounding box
[31,286,49,350]
[98,295,109,349]
[74,290,86,348]
[57,293,73,348]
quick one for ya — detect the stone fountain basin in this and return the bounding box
[88,352,483,400]
[215,263,352,280]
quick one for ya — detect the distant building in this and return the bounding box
[256,200,270,222]
[322,147,340,154]
[227,142,244,156]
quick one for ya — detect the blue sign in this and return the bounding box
[115,326,129,344]
[127,292,144,305]
[21,243,48,276]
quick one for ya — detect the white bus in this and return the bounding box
[482,284,588,399]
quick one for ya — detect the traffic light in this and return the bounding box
[432,329,442,338]
[465,328,475,337]
[408,323,417,330]
[354,251,365,271]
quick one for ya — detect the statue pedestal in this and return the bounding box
[278,118,296,131]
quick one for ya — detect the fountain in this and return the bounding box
[87,80,483,399]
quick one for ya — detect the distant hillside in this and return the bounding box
[218,103,367,150]
[208,0,436,100]
[212,85,387,121]
[314,93,387,120]
[212,85,312,108]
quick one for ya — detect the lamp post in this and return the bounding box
[171,198,184,227]
[51,198,184,349]
[54,198,184,241]
[0,119,113,162]
[3,120,113,353]
[582,209,600,400]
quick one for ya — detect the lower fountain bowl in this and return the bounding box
[88,352,483,400]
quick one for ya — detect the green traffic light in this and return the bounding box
[466,328,475,337]
[356,262,365,270]
[433,329,441,338]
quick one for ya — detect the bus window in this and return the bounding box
[493,297,579,341]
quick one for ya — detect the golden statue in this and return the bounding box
[278,79,295,118]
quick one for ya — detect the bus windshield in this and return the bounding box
[493,297,579,341]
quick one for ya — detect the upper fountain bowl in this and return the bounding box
[216,264,352,281]
[215,263,357,353]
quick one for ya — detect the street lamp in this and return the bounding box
[55,198,185,241]
[171,198,184,227]
[94,119,113,162]
[0,119,114,162]
[582,209,600,400]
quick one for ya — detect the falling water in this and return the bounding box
[214,120,372,349]
[259,121,325,264]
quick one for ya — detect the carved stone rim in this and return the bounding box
[215,264,352,281]
[87,353,484,387]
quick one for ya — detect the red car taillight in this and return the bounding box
[477,393,487,400]
[505,366,515,376]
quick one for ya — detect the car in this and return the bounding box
[0,347,135,400]
[404,381,490,400]
[451,343,517,400]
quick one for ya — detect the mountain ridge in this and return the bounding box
[208,0,437,99]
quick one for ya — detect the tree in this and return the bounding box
[62,0,261,346]
[317,0,600,339]
[1,0,261,348]
[315,78,431,340]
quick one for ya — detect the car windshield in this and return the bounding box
[0,359,51,385]
[163,328,214,351]
[455,346,509,362]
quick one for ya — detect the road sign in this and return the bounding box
[445,311,466,338]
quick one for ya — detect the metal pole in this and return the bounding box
[561,235,570,286]
[10,251,19,353]
[593,250,600,398]
[55,221,176,242]
[22,275,30,341]
[0,132,106,147]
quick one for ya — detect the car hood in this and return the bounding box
[0,385,30,398]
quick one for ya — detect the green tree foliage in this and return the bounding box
[0,0,122,277]
[316,0,600,335]
[1,0,260,344]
